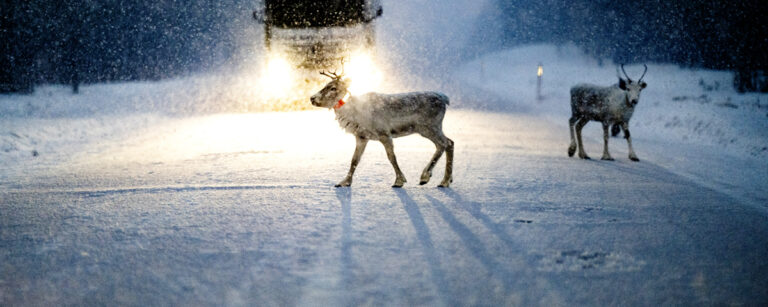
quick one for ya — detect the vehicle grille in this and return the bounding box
[270,25,370,70]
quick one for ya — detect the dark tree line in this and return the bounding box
[497,0,768,92]
[1,0,246,93]
[3,0,767,93]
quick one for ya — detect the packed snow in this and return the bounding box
[4,0,768,304]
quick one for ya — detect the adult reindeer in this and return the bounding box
[310,69,454,187]
[568,64,648,161]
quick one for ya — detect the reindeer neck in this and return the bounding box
[623,92,632,108]
[333,91,352,112]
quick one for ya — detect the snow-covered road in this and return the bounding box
[2,108,767,305]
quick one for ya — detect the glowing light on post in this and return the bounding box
[536,62,543,102]
[346,52,383,94]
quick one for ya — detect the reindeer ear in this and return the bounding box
[640,82,647,89]
[619,78,627,90]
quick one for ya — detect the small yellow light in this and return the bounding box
[537,64,543,77]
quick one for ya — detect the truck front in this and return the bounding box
[255,0,383,110]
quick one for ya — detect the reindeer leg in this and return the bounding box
[601,122,614,161]
[622,122,639,161]
[381,137,407,188]
[419,132,446,185]
[575,119,590,160]
[336,136,368,187]
[568,116,579,157]
[438,138,454,188]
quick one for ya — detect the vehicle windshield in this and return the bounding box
[266,0,366,28]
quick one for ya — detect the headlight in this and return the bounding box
[260,54,293,96]
[346,52,383,94]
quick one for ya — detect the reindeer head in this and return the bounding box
[618,64,648,106]
[310,67,350,109]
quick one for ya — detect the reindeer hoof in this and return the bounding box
[579,155,591,160]
[419,175,430,185]
[335,179,352,187]
[568,146,576,157]
[438,178,452,188]
[629,156,640,162]
[601,156,614,161]
[392,178,406,188]
[420,171,432,185]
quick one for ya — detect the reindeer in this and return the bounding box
[310,69,454,188]
[568,64,648,161]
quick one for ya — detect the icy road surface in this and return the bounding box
[2,109,767,306]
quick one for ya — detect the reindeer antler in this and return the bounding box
[320,58,349,80]
[620,64,633,82]
[319,70,341,80]
[339,57,347,76]
[638,64,648,82]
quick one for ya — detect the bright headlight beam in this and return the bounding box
[346,52,383,94]
[260,54,293,96]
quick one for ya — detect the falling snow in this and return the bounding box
[2,0,768,305]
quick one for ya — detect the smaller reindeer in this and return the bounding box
[310,70,454,188]
[568,64,647,161]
